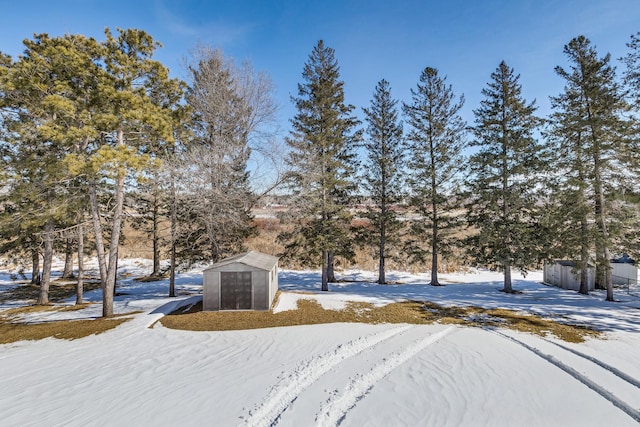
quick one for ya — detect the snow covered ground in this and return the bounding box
[1,259,640,426]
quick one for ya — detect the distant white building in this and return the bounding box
[610,255,638,286]
[544,256,637,291]
[543,260,595,291]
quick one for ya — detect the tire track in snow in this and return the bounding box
[489,329,640,424]
[240,324,414,427]
[315,326,456,427]
[547,339,640,389]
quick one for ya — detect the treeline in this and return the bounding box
[0,30,280,316]
[281,35,640,302]
[0,29,639,316]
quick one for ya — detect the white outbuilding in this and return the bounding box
[543,260,595,291]
[202,251,279,311]
[543,256,638,291]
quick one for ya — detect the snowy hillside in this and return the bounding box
[1,260,639,426]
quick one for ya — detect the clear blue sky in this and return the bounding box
[1,0,639,133]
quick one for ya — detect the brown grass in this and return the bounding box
[115,208,473,274]
[0,305,133,345]
[245,217,470,273]
[159,297,599,343]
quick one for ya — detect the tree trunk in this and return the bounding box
[577,142,590,295]
[113,252,119,298]
[30,248,40,285]
[378,221,386,285]
[37,220,54,305]
[579,217,590,295]
[429,131,440,286]
[321,249,329,291]
[169,172,177,298]
[327,251,336,283]
[603,250,613,302]
[587,105,613,301]
[89,182,107,287]
[151,188,161,277]
[103,129,127,317]
[76,224,84,305]
[430,212,440,286]
[501,125,512,293]
[594,183,613,301]
[211,239,219,264]
[594,246,606,290]
[593,153,613,301]
[503,262,513,293]
[62,239,74,279]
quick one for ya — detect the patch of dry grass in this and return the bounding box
[0,316,130,344]
[0,318,130,344]
[159,298,599,343]
[0,304,138,344]
[245,216,470,273]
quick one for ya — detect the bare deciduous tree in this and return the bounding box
[176,46,280,264]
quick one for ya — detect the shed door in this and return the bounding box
[220,272,252,310]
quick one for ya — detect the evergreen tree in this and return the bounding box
[466,61,543,293]
[282,40,360,291]
[360,79,405,284]
[1,30,180,316]
[131,73,186,279]
[0,37,82,304]
[403,67,466,286]
[622,32,640,109]
[620,32,640,262]
[551,36,630,301]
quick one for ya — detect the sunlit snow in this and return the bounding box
[1,258,639,426]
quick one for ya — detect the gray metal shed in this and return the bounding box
[202,251,279,311]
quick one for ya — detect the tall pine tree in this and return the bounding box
[403,67,466,286]
[4,30,179,316]
[551,36,630,301]
[361,79,404,284]
[282,40,360,291]
[467,61,543,293]
[622,32,640,109]
[620,32,640,262]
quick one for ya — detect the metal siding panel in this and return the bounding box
[203,270,220,311]
[253,271,268,310]
[270,265,279,308]
[238,272,253,309]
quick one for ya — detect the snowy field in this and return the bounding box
[1,259,640,426]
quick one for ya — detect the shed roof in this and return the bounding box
[204,251,279,272]
[551,260,594,267]
[612,254,635,264]
[555,260,577,267]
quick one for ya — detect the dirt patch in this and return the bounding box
[159,298,599,343]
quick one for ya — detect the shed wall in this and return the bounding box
[269,265,278,308]
[543,262,594,291]
[202,261,278,311]
[203,269,220,311]
[252,270,269,310]
[611,263,638,285]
